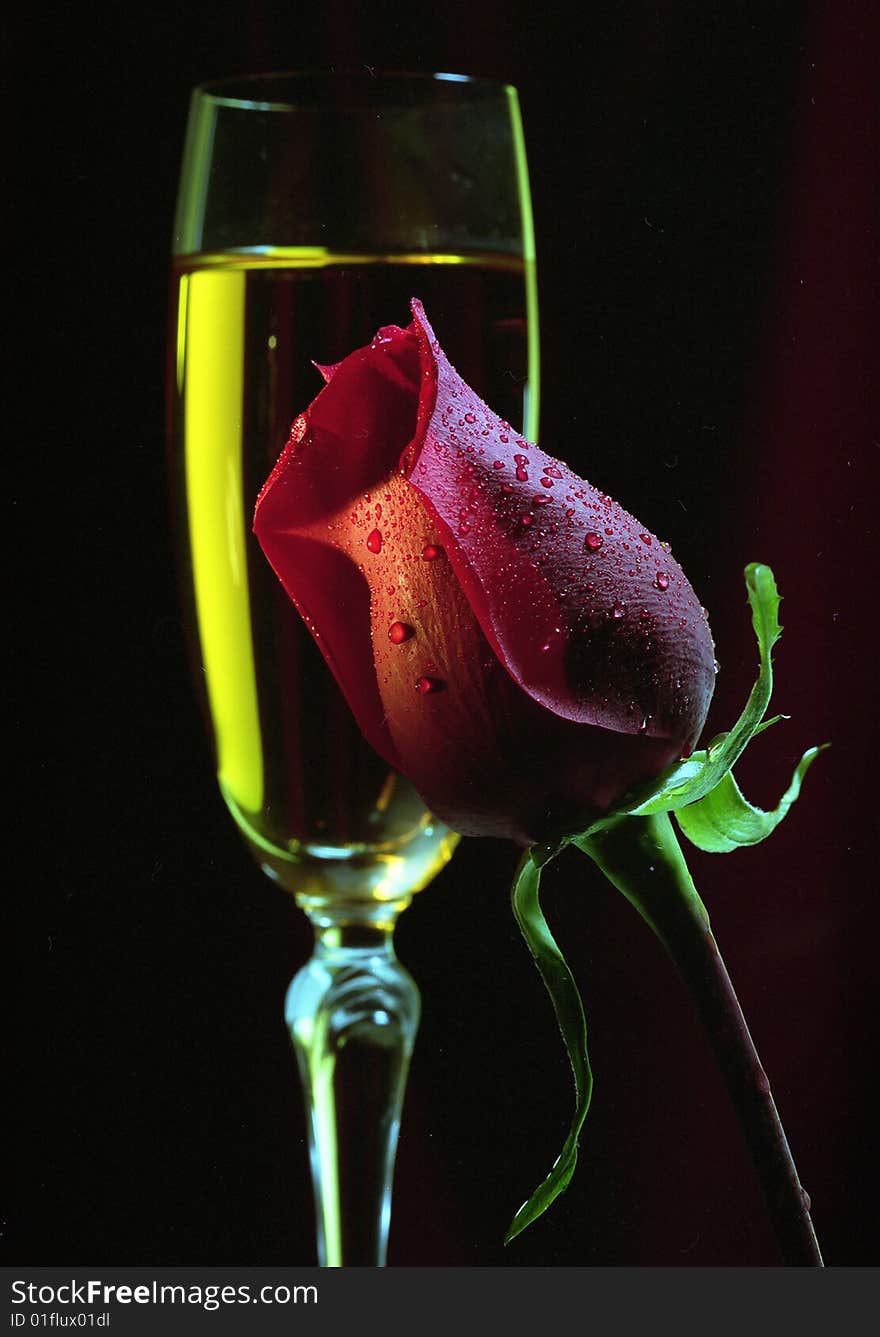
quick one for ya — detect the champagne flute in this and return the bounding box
[167,70,539,1266]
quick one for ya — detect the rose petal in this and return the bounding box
[404,300,715,751]
[254,325,424,768]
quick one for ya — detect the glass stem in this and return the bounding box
[286,911,420,1267]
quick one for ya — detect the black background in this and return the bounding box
[11,0,878,1267]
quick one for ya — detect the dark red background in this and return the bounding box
[12,0,877,1266]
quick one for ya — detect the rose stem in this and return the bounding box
[577,810,823,1266]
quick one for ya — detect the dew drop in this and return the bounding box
[604,526,614,535]
[464,411,477,423]
[585,532,604,551]
[611,602,626,619]
[388,621,415,644]
[520,513,534,527]
[415,676,444,696]
[543,463,563,478]
[366,529,383,554]
[639,532,652,546]
[289,414,308,445]
[422,543,444,561]
[493,459,505,470]
[540,476,554,488]
[655,571,669,591]
[532,494,551,507]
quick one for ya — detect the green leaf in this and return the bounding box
[505,849,593,1243]
[586,563,786,828]
[675,745,828,853]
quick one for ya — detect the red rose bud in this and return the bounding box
[254,301,716,846]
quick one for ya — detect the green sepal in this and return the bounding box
[675,744,829,853]
[505,847,592,1243]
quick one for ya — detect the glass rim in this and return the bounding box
[192,68,519,112]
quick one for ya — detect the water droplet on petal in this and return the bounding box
[422,543,444,560]
[585,532,604,551]
[289,414,308,445]
[520,514,534,527]
[388,621,415,644]
[543,463,563,478]
[367,529,383,554]
[493,459,505,470]
[655,571,669,590]
[464,411,476,423]
[611,602,626,619]
[415,676,444,696]
[639,532,652,545]
[540,477,554,488]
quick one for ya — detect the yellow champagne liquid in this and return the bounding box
[168,248,538,917]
